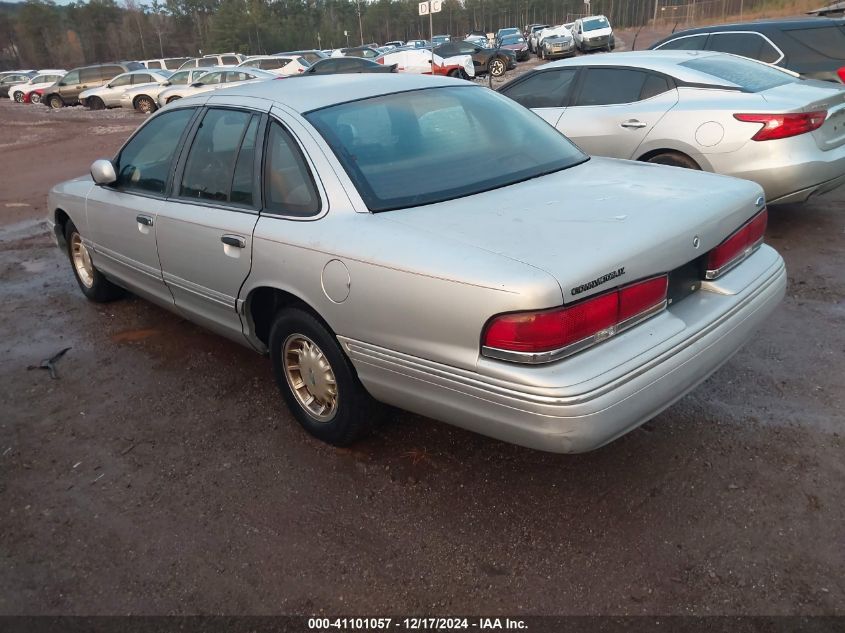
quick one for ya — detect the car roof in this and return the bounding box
[658,15,845,36]
[543,50,765,85]
[178,74,471,112]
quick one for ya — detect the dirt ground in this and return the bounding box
[0,85,843,618]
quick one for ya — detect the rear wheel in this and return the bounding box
[134,95,157,114]
[13,90,24,103]
[645,151,701,170]
[64,221,124,302]
[87,96,105,110]
[269,308,381,446]
[48,94,63,109]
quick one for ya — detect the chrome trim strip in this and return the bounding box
[93,244,162,280]
[481,299,668,365]
[162,271,234,308]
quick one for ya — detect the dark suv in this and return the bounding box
[42,62,143,109]
[650,18,845,82]
[433,41,516,77]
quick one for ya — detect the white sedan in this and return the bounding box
[156,67,277,107]
[238,56,311,76]
[79,70,172,110]
[8,70,65,103]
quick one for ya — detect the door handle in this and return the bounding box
[221,234,246,248]
[136,214,154,226]
[620,119,647,129]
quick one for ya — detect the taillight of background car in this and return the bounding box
[734,111,826,141]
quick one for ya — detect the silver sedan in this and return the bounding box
[500,50,845,204]
[156,67,276,107]
[79,69,172,110]
[46,75,785,453]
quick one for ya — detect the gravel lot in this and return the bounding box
[0,86,843,617]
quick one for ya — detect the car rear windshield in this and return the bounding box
[680,55,794,92]
[305,86,586,212]
[784,25,845,60]
[583,17,610,31]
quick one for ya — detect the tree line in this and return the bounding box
[0,0,797,70]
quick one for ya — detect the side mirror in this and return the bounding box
[90,159,117,186]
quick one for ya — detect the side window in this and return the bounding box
[109,74,132,87]
[640,74,672,100]
[707,32,780,63]
[179,109,253,203]
[337,58,361,71]
[147,61,162,69]
[61,70,80,85]
[132,73,153,84]
[100,66,124,80]
[80,67,102,84]
[115,108,195,194]
[222,55,240,65]
[500,69,579,109]
[198,57,216,67]
[656,34,707,50]
[224,71,251,82]
[263,121,320,217]
[317,60,338,73]
[199,72,223,85]
[575,68,647,106]
[170,71,189,85]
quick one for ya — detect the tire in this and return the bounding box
[269,308,381,446]
[48,94,63,109]
[87,96,105,110]
[64,220,124,302]
[134,95,157,114]
[166,95,181,104]
[645,151,701,170]
[13,90,24,103]
[488,57,506,77]
[30,92,41,104]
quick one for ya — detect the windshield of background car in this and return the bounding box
[583,17,610,31]
[502,35,525,45]
[305,86,587,212]
[680,55,795,91]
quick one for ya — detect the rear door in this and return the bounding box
[499,68,579,126]
[556,67,678,158]
[155,107,265,340]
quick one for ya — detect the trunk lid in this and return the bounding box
[382,157,763,304]
[761,79,845,151]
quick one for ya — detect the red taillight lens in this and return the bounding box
[482,276,668,361]
[734,111,826,141]
[705,208,768,279]
[838,67,845,83]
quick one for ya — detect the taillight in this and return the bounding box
[837,67,845,83]
[482,275,668,363]
[734,111,826,141]
[705,208,767,280]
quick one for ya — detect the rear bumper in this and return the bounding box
[342,246,786,453]
[708,135,845,204]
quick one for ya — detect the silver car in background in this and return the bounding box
[46,75,785,453]
[500,51,845,204]
[156,67,276,106]
[120,68,209,113]
[79,69,172,109]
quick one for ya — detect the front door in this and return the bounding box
[499,67,579,127]
[556,67,678,159]
[155,107,264,341]
[85,107,198,306]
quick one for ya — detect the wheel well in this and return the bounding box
[637,148,699,168]
[54,208,70,249]
[247,286,332,347]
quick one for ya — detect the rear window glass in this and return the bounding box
[707,32,781,63]
[680,56,794,91]
[305,86,585,212]
[785,25,845,60]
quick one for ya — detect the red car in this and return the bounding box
[499,34,530,61]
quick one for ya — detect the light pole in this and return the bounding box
[356,0,364,46]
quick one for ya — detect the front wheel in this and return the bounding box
[64,221,124,302]
[30,92,42,104]
[269,308,381,446]
[13,91,24,103]
[488,57,506,77]
[48,94,63,109]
